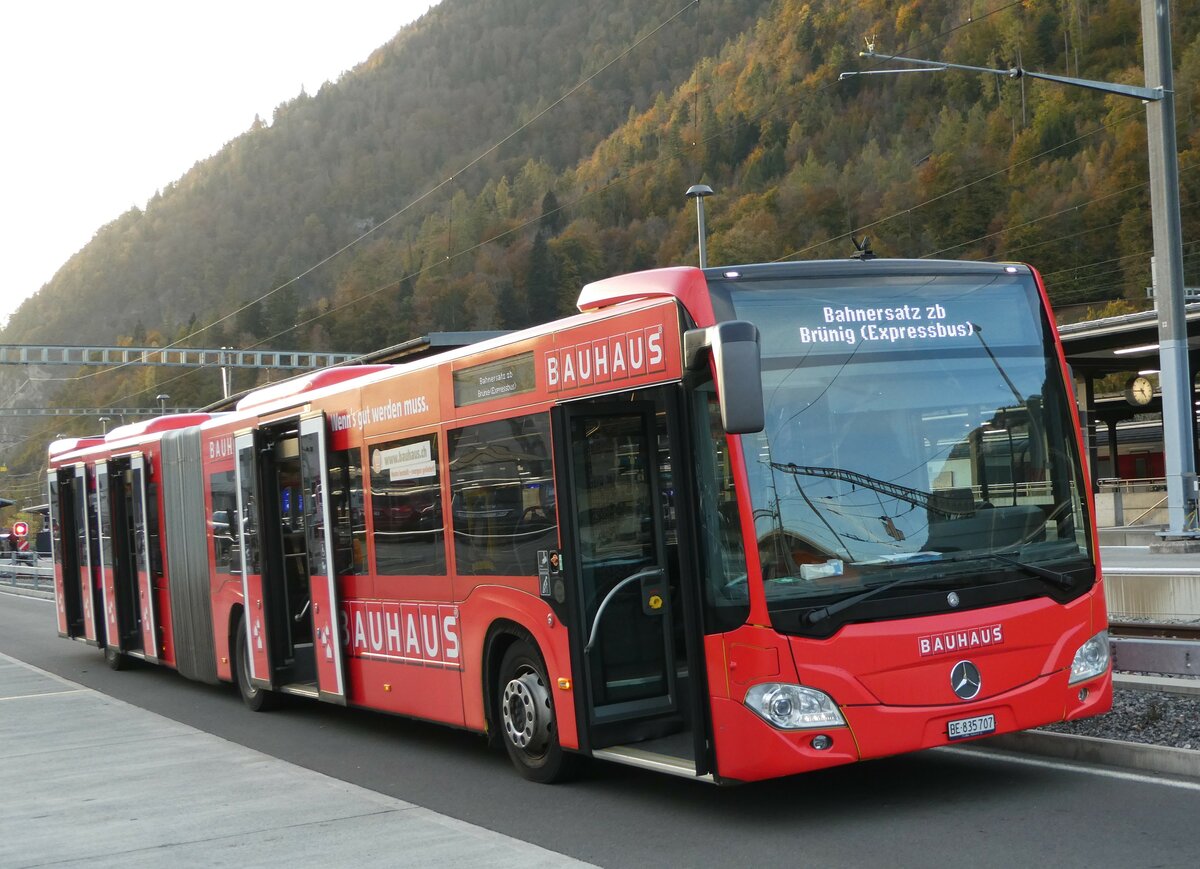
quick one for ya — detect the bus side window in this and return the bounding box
[368,434,445,576]
[209,471,238,574]
[145,482,163,579]
[448,415,556,577]
[49,478,63,565]
[326,448,367,575]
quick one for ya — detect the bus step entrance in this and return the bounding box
[630,729,694,761]
[592,744,700,779]
[279,683,320,700]
[275,641,317,692]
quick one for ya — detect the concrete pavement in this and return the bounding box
[1100,544,1200,574]
[0,650,592,869]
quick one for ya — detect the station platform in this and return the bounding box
[0,651,590,868]
[1099,541,1200,622]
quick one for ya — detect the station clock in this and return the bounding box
[1124,375,1154,406]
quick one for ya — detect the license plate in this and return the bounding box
[947,713,996,740]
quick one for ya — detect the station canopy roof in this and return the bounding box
[1058,302,1200,375]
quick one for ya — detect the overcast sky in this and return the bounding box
[0,1,439,328]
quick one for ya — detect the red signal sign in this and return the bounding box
[11,521,28,538]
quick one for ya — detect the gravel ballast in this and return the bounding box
[1039,686,1200,750]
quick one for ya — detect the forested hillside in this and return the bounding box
[2,0,768,349]
[4,0,1200,480]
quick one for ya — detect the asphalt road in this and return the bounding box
[3,590,1198,869]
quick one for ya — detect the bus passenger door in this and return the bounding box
[50,469,84,639]
[235,430,276,692]
[100,457,144,658]
[297,413,348,704]
[237,419,328,697]
[561,399,688,756]
[95,460,122,654]
[128,455,160,662]
[73,464,102,646]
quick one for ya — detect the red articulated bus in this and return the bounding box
[48,259,1112,784]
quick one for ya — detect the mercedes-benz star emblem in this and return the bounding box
[946,591,961,608]
[950,660,982,700]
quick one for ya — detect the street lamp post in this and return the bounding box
[220,348,232,399]
[156,394,170,415]
[686,184,714,268]
[842,0,1197,540]
[1140,0,1196,542]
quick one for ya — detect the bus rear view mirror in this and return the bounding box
[684,321,765,434]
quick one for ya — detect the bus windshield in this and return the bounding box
[723,267,1093,628]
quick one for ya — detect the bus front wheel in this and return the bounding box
[497,639,576,783]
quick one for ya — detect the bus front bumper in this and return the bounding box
[709,667,1111,783]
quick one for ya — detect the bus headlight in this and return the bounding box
[744,683,845,729]
[1068,631,1110,685]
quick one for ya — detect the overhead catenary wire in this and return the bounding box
[19,0,736,426]
[46,0,1025,393]
[250,0,1029,342]
[10,1,1191,449]
[774,104,1151,263]
[41,0,705,387]
[1050,246,1200,306]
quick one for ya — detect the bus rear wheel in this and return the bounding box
[104,646,127,671]
[497,640,576,783]
[235,614,281,712]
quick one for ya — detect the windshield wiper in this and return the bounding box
[804,550,1077,626]
[976,552,1074,590]
[805,572,951,625]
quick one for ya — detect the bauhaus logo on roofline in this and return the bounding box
[546,326,666,392]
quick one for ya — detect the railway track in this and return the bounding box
[1105,622,1200,689]
[1109,621,1200,641]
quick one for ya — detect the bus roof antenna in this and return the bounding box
[851,236,876,260]
[686,184,714,268]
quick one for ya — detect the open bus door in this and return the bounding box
[559,389,708,776]
[235,428,276,693]
[297,413,348,704]
[72,464,102,645]
[95,460,123,657]
[234,432,274,696]
[128,454,160,662]
[97,457,149,661]
[235,418,347,703]
[49,468,84,639]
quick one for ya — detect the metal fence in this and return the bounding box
[0,554,53,595]
[1095,477,1170,527]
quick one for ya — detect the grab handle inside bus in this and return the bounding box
[584,567,665,655]
[684,320,765,434]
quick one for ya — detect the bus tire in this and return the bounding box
[234,614,281,712]
[496,639,576,783]
[104,646,127,671]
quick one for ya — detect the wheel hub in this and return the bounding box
[502,670,551,754]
